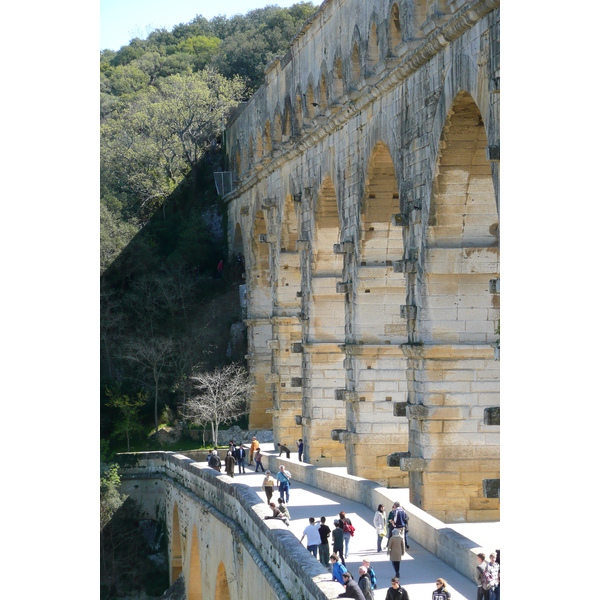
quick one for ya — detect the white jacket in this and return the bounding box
[373,510,386,534]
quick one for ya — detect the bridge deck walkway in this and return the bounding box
[230,443,484,600]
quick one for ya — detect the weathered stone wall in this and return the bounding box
[224,0,500,522]
[118,452,343,600]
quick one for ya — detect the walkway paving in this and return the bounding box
[231,445,481,600]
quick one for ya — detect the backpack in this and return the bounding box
[367,566,377,589]
[482,565,495,591]
[343,520,356,537]
[394,507,407,529]
[209,454,220,469]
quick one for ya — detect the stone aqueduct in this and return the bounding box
[224,0,500,523]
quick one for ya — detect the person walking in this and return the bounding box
[486,553,500,600]
[276,465,291,503]
[358,566,374,600]
[392,502,408,550]
[249,436,259,464]
[277,442,291,458]
[296,438,304,461]
[339,511,355,559]
[264,501,289,526]
[208,450,221,472]
[300,517,321,558]
[373,504,386,552]
[386,505,396,550]
[254,447,265,472]
[362,559,377,590]
[385,577,409,600]
[318,516,331,568]
[338,572,366,600]
[432,578,451,600]
[475,553,488,600]
[332,520,346,566]
[387,528,405,579]
[234,443,246,474]
[277,498,290,521]
[330,553,348,584]
[225,450,236,478]
[262,470,276,503]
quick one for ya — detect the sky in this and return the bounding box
[100,0,316,51]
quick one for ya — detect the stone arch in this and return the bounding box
[332,55,344,99]
[283,97,292,141]
[247,136,254,170]
[389,2,402,51]
[256,126,263,159]
[419,90,499,344]
[305,174,346,465]
[294,88,303,133]
[232,222,244,257]
[215,561,230,600]
[273,111,282,145]
[170,502,183,584]
[250,208,271,315]
[367,20,379,71]
[187,524,202,600]
[306,79,315,119]
[319,68,328,111]
[351,42,360,83]
[281,194,299,253]
[355,141,406,344]
[264,120,272,155]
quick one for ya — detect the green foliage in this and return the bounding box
[100,464,127,530]
[106,386,147,451]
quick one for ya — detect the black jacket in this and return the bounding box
[338,579,366,600]
[385,585,409,600]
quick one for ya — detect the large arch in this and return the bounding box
[408,90,500,522]
[355,141,406,345]
[346,141,409,483]
[303,175,346,465]
[187,524,202,600]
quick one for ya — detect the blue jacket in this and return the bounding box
[332,561,348,584]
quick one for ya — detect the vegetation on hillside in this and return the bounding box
[100,3,317,459]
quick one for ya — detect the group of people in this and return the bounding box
[207,440,249,477]
[261,465,292,503]
[373,502,409,578]
[276,438,304,461]
[476,551,500,600]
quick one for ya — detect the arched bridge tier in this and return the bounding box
[224,0,500,523]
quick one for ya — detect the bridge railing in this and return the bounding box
[117,451,344,600]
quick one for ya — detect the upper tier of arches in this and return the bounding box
[227,0,472,179]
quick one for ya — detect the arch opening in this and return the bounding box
[306,83,315,119]
[367,22,378,71]
[215,562,230,600]
[188,524,202,600]
[390,3,402,50]
[170,503,182,584]
[264,121,272,154]
[351,43,360,83]
[333,58,343,99]
[319,72,328,112]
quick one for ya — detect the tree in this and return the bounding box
[100,68,246,225]
[185,364,253,445]
[106,387,147,451]
[122,335,174,436]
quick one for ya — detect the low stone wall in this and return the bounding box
[117,452,344,600]
[262,453,489,582]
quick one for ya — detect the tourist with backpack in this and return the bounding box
[393,502,408,549]
[485,553,499,600]
[339,511,355,559]
[475,553,488,600]
[361,559,376,590]
[358,567,373,600]
[332,520,346,566]
[254,447,265,472]
[432,577,451,600]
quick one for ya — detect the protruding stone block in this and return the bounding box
[406,404,429,420]
[259,233,277,243]
[489,278,500,294]
[333,241,354,254]
[486,145,500,161]
[293,192,302,203]
[261,197,277,209]
[294,415,302,425]
[291,342,303,353]
[291,377,303,387]
[331,429,349,442]
[393,259,417,274]
[266,339,280,350]
[391,213,404,226]
[336,281,351,294]
[296,240,310,251]
[393,402,407,417]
